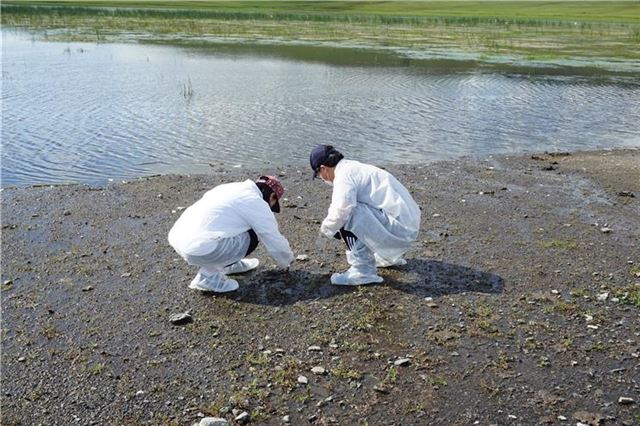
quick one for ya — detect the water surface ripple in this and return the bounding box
[2,32,639,187]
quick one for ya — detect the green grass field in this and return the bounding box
[3,1,639,68]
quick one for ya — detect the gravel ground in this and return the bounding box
[2,149,639,425]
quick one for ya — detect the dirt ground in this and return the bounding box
[1,149,639,425]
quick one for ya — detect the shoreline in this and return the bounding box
[2,149,639,424]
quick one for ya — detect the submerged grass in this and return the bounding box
[2,1,639,65]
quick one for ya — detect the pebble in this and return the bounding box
[557,415,567,421]
[199,417,229,426]
[600,227,612,233]
[169,311,193,325]
[311,366,326,375]
[394,358,411,366]
[424,297,434,302]
[587,325,599,330]
[596,292,609,301]
[17,357,26,362]
[121,272,132,278]
[618,397,635,405]
[296,254,309,261]
[82,286,93,292]
[282,415,290,423]
[307,345,322,351]
[234,412,249,423]
[426,302,438,308]
[297,375,308,384]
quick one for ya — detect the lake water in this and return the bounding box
[2,30,639,187]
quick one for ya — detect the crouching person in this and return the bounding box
[310,145,421,285]
[168,175,294,292]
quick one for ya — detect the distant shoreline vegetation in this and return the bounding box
[2,1,639,69]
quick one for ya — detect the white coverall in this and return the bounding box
[320,160,421,280]
[168,180,294,274]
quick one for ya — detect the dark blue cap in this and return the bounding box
[310,144,336,178]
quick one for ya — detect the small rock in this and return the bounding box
[198,417,229,426]
[63,210,71,216]
[82,286,93,292]
[120,272,132,278]
[297,375,308,384]
[426,302,438,308]
[618,397,635,405]
[394,358,411,367]
[157,193,163,199]
[296,254,309,261]
[424,297,434,302]
[17,357,26,362]
[600,227,612,233]
[311,366,326,375]
[373,385,390,394]
[551,289,559,294]
[307,345,322,352]
[234,412,249,423]
[587,325,599,330]
[282,415,290,423]
[596,292,609,301]
[308,414,317,422]
[169,311,193,325]
[432,213,440,218]
[557,415,567,421]
[135,390,145,396]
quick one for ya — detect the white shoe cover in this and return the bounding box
[223,258,259,275]
[189,270,239,293]
[330,267,384,286]
[374,253,407,268]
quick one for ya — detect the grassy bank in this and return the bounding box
[2,1,640,66]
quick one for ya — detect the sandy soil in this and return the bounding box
[1,149,639,425]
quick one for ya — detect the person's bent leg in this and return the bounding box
[224,229,260,275]
[331,232,383,286]
[184,233,254,292]
[345,204,414,267]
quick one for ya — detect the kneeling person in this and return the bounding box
[168,176,294,292]
[310,145,421,285]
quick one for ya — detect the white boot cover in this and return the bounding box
[224,258,259,275]
[189,269,239,293]
[374,253,407,268]
[331,242,383,286]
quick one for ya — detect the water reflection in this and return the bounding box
[2,30,639,187]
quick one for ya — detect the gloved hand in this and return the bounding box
[319,224,335,239]
[315,232,330,251]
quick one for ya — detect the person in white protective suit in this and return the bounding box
[168,175,294,293]
[310,145,421,285]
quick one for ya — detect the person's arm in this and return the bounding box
[241,199,294,268]
[320,174,357,237]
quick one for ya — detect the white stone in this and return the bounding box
[307,345,322,351]
[557,415,567,421]
[311,366,326,375]
[618,396,635,404]
[297,375,308,384]
[282,415,290,423]
[394,358,411,366]
[199,417,229,426]
[597,292,609,301]
[296,254,309,261]
[600,227,612,233]
[234,412,249,422]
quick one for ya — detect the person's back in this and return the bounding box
[335,159,420,234]
[169,180,263,257]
